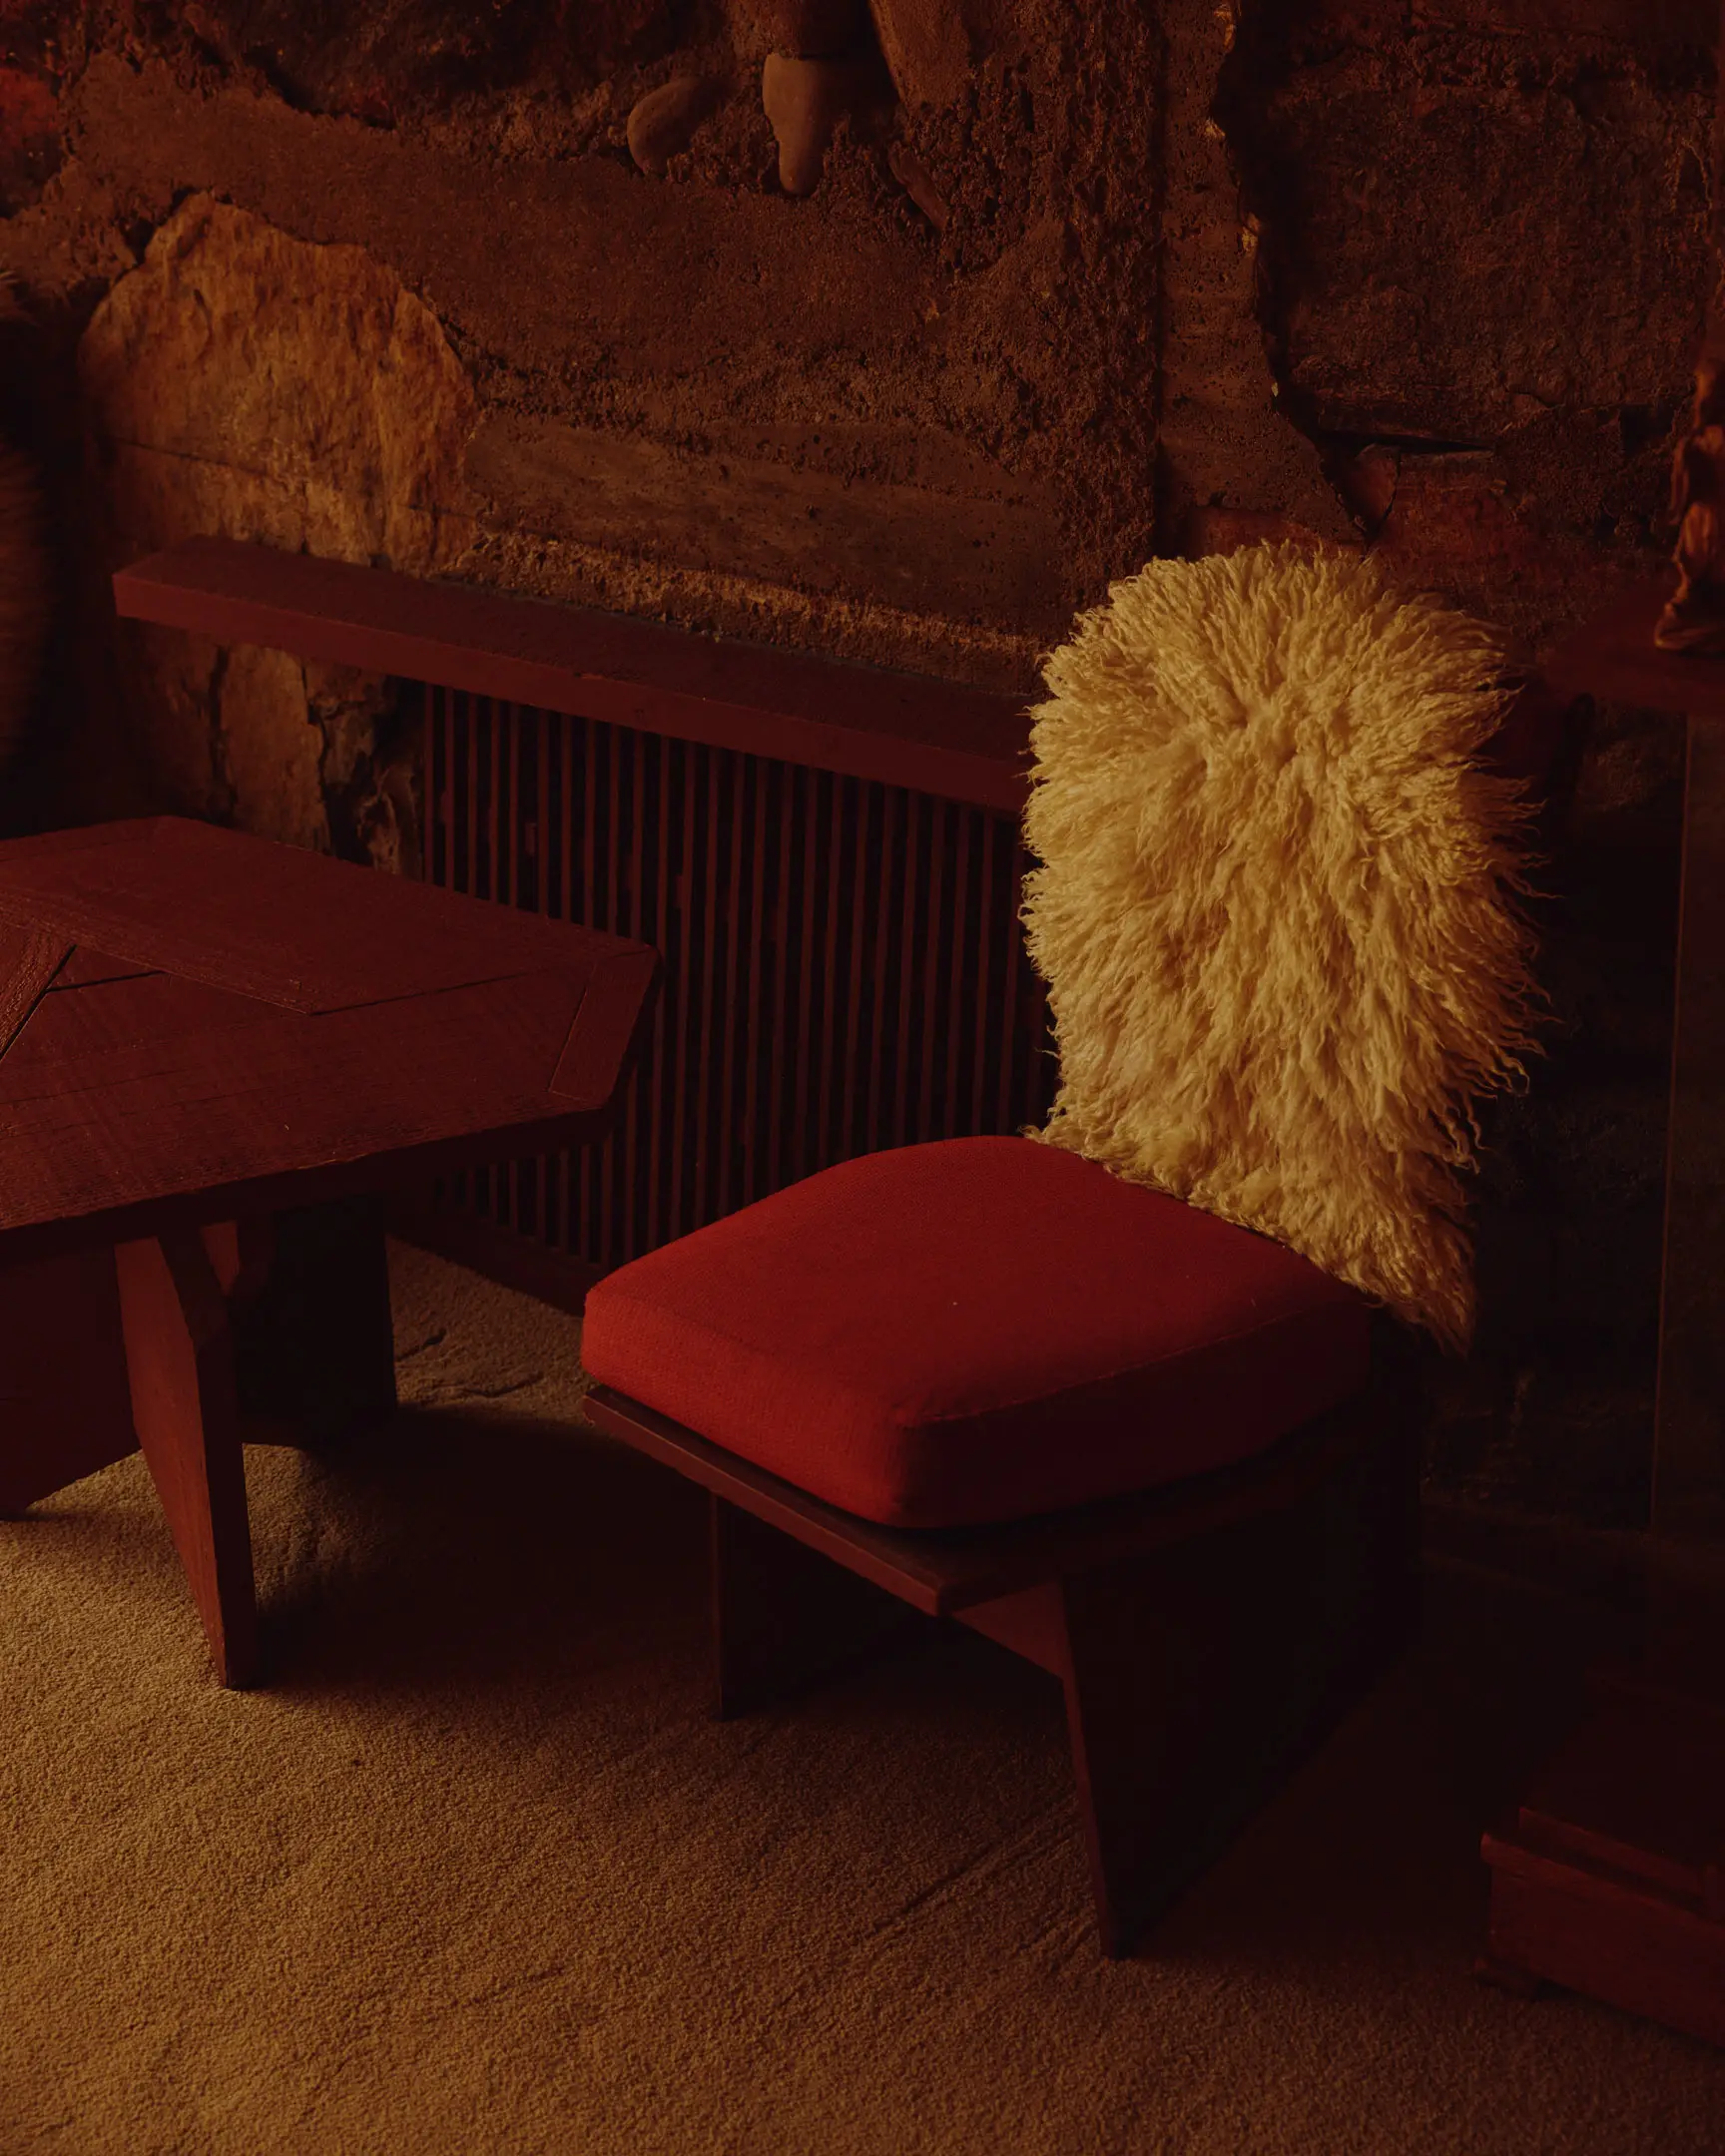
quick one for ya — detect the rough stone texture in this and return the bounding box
[739,0,868,59]
[626,75,722,177]
[0,0,1717,1534]
[76,191,473,841]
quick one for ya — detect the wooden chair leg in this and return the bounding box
[709,1496,922,1719]
[231,1195,397,1444]
[0,1246,139,1513]
[115,1230,260,1688]
[1058,1426,1422,1958]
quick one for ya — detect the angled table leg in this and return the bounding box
[115,1229,260,1688]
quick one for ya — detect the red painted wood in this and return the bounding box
[0,921,71,1059]
[115,1229,260,1688]
[0,813,654,1682]
[0,821,655,1265]
[951,1582,1066,1676]
[113,537,1033,811]
[5,971,284,1069]
[709,1494,921,1719]
[587,1320,1418,1956]
[0,1247,138,1512]
[1,970,606,1257]
[1482,1681,1725,2046]
[0,816,634,1015]
[49,945,159,989]
[582,1378,1390,1619]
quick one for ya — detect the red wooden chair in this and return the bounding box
[580,1134,1421,1956]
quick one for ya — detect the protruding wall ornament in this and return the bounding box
[625,0,973,209]
[1656,348,1725,654]
[625,76,724,177]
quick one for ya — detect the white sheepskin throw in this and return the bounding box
[1021,543,1541,1351]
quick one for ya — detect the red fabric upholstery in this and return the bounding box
[580,1137,1372,1530]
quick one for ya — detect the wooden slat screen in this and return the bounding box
[423,686,1056,1272]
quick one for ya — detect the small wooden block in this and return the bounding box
[112,538,1034,811]
[709,1495,922,1719]
[229,1196,396,1441]
[0,1245,138,1512]
[1482,1683,1725,2048]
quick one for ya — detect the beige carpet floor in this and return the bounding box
[2,1243,1723,2155]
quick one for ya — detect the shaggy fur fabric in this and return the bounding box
[1021,544,1541,1350]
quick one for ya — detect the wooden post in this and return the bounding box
[115,1230,260,1688]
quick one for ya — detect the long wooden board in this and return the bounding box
[112,538,1035,811]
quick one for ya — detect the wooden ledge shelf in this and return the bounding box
[113,538,1034,812]
[1542,573,1725,722]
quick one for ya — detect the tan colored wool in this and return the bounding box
[1021,543,1541,1351]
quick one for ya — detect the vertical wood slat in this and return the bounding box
[426,697,1055,1275]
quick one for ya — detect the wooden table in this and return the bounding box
[1479,576,1725,2046]
[0,816,655,1685]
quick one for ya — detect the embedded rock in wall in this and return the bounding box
[81,192,475,573]
[78,193,474,845]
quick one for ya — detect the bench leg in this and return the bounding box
[0,1246,139,1513]
[115,1230,260,1689]
[231,1195,397,1444]
[709,1496,921,1719]
[1058,1424,1422,1958]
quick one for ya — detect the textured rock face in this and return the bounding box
[0,0,1717,1532]
[77,193,473,844]
[80,192,475,572]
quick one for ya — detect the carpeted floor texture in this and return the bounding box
[3,1243,1723,2155]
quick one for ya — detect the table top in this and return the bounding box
[0,817,656,1263]
[1542,574,1725,721]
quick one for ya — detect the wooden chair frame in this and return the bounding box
[582,1312,1423,1955]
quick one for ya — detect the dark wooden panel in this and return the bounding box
[1543,575,1725,723]
[581,1381,1388,1619]
[113,538,1034,811]
[1483,1683,1725,2047]
[387,1191,605,1315]
[0,1245,138,1512]
[427,696,1055,1273]
[1656,717,1725,1536]
[5,971,284,1067]
[0,970,581,1240]
[0,921,71,1059]
[49,946,160,990]
[708,1496,922,1719]
[0,817,638,1016]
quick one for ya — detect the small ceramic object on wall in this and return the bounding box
[763,54,876,196]
[626,76,724,177]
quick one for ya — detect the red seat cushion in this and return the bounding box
[580,1137,1372,1530]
